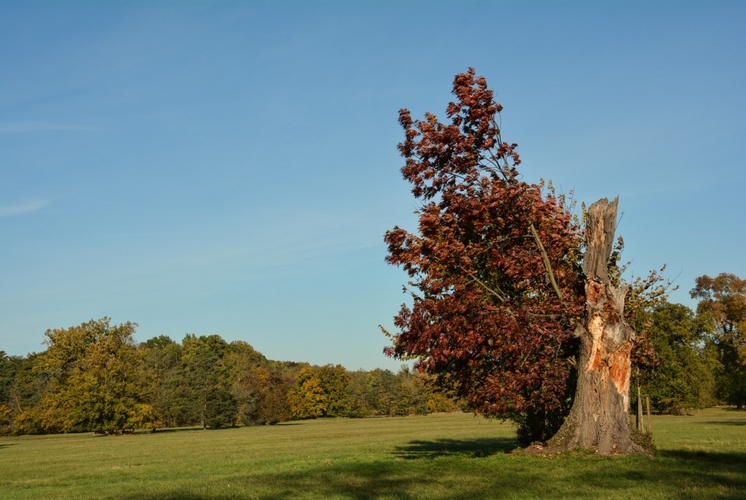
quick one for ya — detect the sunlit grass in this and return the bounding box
[1,409,744,498]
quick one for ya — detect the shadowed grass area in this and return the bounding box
[394,437,515,459]
[1,409,744,499]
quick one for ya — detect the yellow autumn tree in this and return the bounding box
[33,318,154,434]
[289,367,328,419]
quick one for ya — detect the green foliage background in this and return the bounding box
[0,319,460,436]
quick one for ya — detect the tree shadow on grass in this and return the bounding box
[394,437,516,459]
[617,449,746,498]
[147,427,206,434]
[119,448,746,500]
[149,426,250,434]
[658,449,746,469]
[123,460,519,500]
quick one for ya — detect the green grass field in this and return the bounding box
[1,408,744,499]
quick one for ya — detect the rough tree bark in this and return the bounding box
[547,197,644,454]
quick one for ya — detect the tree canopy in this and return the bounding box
[30,318,152,434]
[691,273,746,408]
[635,303,717,414]
[384,68,585,441]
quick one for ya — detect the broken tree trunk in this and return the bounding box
[547,197,643,454]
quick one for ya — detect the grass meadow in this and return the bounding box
[0,408,744,499]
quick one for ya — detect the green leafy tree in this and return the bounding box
[289,367,328,419]
[0,352,15,434]
[392,366,429,416]
[636,303,717,413]
[141,335,183,428]
[288,364,351,419]
[362,368,402,416]
[0,352,11,405]
[344,370,373,417]
[235,365,291,425]
[691,273,746,408]
[425,382,462,414]
[317,364,352,417]
[179,334,237,428]
[32,318,153,434]
[230,341,265,424]
[230,340,268,370]
[0,404,10,435]
[6,353,44,435]
[345,367,460,418]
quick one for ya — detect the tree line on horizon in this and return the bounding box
[0,321,461,436]
[0,270,743,437]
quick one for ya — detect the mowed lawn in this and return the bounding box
[1,409,744,499]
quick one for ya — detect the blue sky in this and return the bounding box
[1,1,744,370]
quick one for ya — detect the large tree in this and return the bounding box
[289,364,351,419]
[634,302,717,414]
[179,334,238,429]
[234,364,292,426]
[691,273,746,408]
[32,318,153,434]
[384,69,646,453]
[140,335,183,428]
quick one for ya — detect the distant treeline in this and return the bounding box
[3,272,744,437]
[0,319,461,435]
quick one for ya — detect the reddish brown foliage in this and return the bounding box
[384,69,585,419]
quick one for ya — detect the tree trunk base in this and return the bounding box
[516,441,649,457]
[539,197,651,456]
[544,403,648,455]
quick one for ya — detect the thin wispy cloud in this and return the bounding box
[0,198,50,217]
[0,122,95,134]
